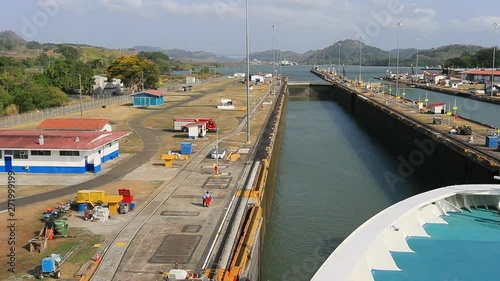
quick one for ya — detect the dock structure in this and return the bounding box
[90,82,286,281]
[310,67,500,176]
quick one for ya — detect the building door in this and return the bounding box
[4,156,12,172]
[85,155,90,172]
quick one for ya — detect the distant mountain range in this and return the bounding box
[0,30,490,67]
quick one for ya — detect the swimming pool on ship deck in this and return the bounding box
[373,208,500,281]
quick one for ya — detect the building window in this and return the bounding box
[0,150,2,158]
[59,151,80,156]
[13,150,28,159]
[4,150,12,155]
[31,150,51,156]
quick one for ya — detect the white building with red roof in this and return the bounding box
[37,118,113,131]
[429,102,446,114]
[459,69,500,83]
[0,130,130,174]
[131,89,166,107]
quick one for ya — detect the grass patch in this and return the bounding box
[6,227,103,279]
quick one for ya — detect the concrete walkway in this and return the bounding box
[91,87,273,281]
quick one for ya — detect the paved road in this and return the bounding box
[0,81,233,210]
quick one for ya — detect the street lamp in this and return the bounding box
[358,36,363,83]
[416,38,420,80]
[338,43,341,76]
[272,24,276,91]
[279,38,284,79]
[492,22,498,97]
[245,0,250,143]
[396,21,402,104]
[388,45,392,69]
[78,74,82,116]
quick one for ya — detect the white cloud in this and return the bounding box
[159,0,213,15]
[449,15,500,31]
[414,8,435,18]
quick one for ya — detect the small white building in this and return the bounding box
[37,118,113,132]
[93,75,123,96]
[186,76,196,84]
[0,130,130,174]
[186,122,207,139]
[449,79,463,89]
[251,74,265,83]
[429,102,446,114]
[233,73,246,78]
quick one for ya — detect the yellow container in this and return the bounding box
[76,190,106,203]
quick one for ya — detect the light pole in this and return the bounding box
[492,22,498,97]
[358,36,363,84]
[416,38,420,81]
[245,0,250,143]
[78,74,82,116]
[388,44,392,69]
[272,24,276,90]
[396,21,402,104]
[279,38,283,79]
[338,43,341,76]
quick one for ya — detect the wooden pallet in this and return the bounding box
[75,261,97,281]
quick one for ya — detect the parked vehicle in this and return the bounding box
[209,148,226,159]
[38,253,62,279]
[173,118,217,132]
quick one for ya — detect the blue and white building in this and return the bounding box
[0,130,130,174]
[132,90,166,107]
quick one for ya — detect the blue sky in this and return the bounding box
[1,0,500,55]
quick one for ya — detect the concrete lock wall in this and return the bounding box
[287,84,498,190]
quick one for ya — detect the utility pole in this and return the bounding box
[358,36,363,83]
[492,23,498,97]
[272,24,276,95]
[245,0,250,143]
[338,43,341,77]
[141,71,144,91]
[396,21,402,105]
[416,38,420,80]
[78,74,83,116]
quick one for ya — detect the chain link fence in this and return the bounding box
[0,95,132,128]
[0,76,229,128]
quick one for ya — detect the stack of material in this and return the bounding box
[92,206,109,222]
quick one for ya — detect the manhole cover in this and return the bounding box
[237,148,250,154]
[160,211,199,216]
[149,235,201,264]
[203,177,232,189]
[182,225,202,233]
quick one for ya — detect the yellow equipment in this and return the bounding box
[76,190,123,215]
[162,154,189,168]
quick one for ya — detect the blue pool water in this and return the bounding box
[373,209,500,281]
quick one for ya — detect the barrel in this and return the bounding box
[78,203,87,213]
[129,202,135,210]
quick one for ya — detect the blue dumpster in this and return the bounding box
[181,142,192,155]
[486,136,498,148]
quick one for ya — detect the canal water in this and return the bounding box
[260,95,423,279]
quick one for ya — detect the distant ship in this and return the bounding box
[280,58,298,66]
[311,183,500,281]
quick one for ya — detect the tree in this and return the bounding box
[45,59,94,93]
[107,56,160,92]
[138,51,172,74]
[55,45,80,61]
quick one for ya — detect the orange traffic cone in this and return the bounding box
[94,253,100,262]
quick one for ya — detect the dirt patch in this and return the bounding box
[0,185,65,202]
[0,180,162,280]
